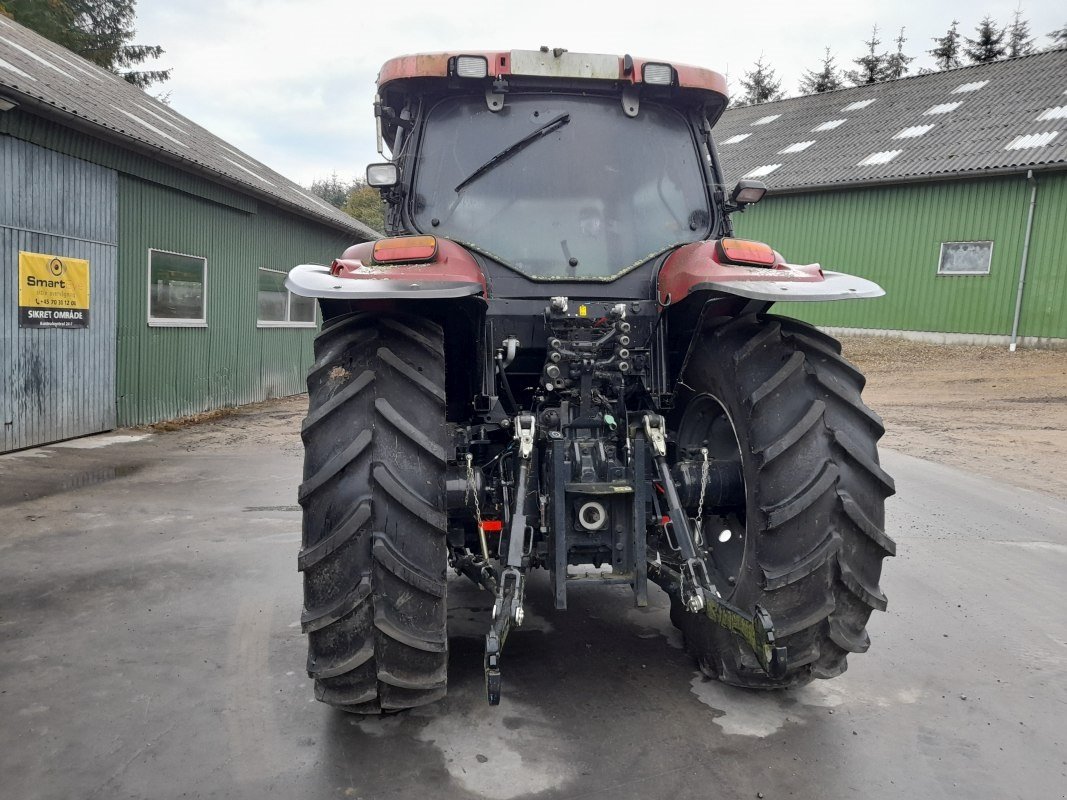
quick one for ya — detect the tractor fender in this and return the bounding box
[286,238,487,300]
[657,240,883,304]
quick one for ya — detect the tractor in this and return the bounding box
[287,48,896,712]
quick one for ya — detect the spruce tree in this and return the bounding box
[964,15,1008,63]
[1047,23,1067,49]
[2,0,169,87]
[738,56,784,106]
[798,47,844,94]
[1005,8,1035,57]
[930,20,963,70]
[846,25,890,85]
[884,27,914,80]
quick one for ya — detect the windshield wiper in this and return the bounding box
[454,113,571,193]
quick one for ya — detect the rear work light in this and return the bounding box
[717,238,776,267]
[454,55,489,78]
[372,235,438,264]
[642,62,675,85]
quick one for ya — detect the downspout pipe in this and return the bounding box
[1009,170,1039,352]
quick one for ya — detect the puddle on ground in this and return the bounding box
[414,690,574,800]
[690,673,921,737]
[1,462,146,505]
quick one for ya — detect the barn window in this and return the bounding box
[148,249,207,325]
[257,268,316,327]
[938,241,993,275]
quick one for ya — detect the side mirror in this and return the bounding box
[366,163,399,188]
[729,179,767,208]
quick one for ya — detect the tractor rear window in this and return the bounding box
[410,94,711,280]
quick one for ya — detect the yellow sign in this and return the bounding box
[18,251,90,328]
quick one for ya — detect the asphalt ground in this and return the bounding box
[0,414,1064,800]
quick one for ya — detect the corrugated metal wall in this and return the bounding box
[116,175,354,426]
[1,136,118,451]
[733,171,1067,339]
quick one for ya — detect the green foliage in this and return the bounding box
[798,47,843,94]
[2,0,169,87]
[343,185,386,233]
[929,20,963,70]
[884,27,914,80]
[737,55,783,107]
[1047,22,1067,49]
[308,172,351,209]
[1005,8,1035,57]
[308,173,385,233]
[845,25,890,85]
[964,15,1008,63]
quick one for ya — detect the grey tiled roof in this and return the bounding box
[715,48,1067,193]
[0,15,375,239]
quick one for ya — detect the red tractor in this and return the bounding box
[288,48,895,712]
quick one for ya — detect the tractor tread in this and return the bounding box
[299,312,448,714]
[762,460,839,529]
[374,397,447,463]
[672,313,894,690]
[298,499,371,571]
[761,531,840,590]
[757,400,825,465]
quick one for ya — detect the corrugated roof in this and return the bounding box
[0,16,375,239]
[715,48,1067,192]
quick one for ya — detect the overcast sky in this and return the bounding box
[134,0,1064,188]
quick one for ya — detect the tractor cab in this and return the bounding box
[369,48,741,285]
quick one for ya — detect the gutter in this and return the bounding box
[1009,170,1039,352]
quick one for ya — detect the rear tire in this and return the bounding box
[670,314,896,687]
[297,312,448,713]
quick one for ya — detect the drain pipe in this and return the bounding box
[1009,170,1038,352]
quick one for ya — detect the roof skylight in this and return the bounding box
[812,119,846,131]
[720,133,751,145]
[113,108,188,147]
[779,141,815,153]
[924,102,962,115]
[743,164,782,178]
[751,114,781,126]
[952,81,988,93]
[219,143,261,167]
[858,150,902,166]
[842,99,876,111]
[1005,132,1059,150]
[893,124,935,139]
[1037,106,1067,121]
[221,156,276,187]
[0,57,36,81]
[133,102,187,132]
[4,40,73,78]
[47,50,97,77]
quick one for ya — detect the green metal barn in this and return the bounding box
[0,18,373,451]
[716,49,1067,347]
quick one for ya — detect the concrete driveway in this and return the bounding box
[0,405,1064,800]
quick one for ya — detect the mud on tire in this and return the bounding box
[297,312,448,713]
[671,314,896,688]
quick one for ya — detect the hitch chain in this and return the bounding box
[465,453,489,561]
[642,414,788,680]
[694,446,709,544]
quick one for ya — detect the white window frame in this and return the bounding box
[256,267,317,328]
[937,241,994,276]
[147,248,208,327]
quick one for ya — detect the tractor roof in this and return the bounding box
[377,48,728,98]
